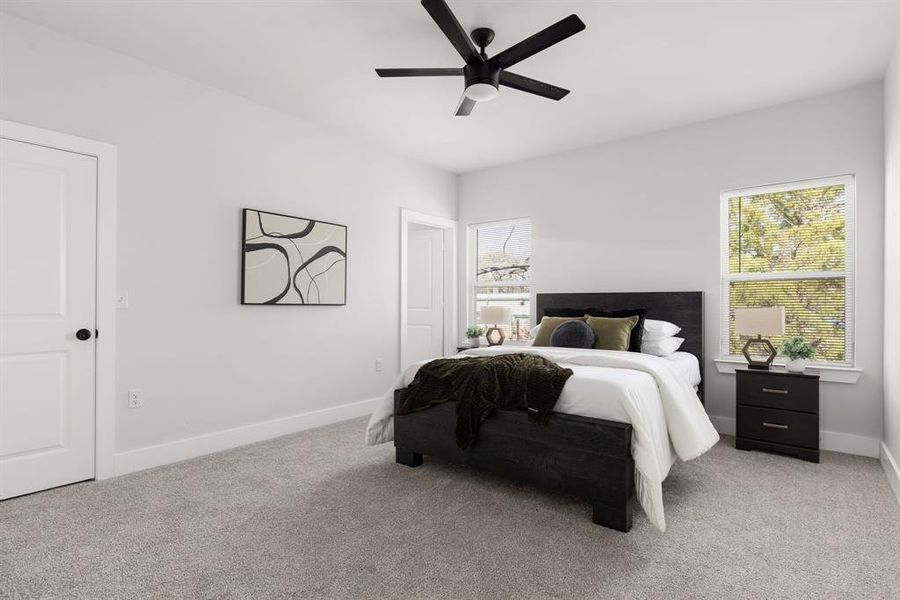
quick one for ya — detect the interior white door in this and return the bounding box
[407,226,444,364]
[0,138,97,500]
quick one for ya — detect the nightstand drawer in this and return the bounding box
[737,405,818,449]
[736,372,818,413]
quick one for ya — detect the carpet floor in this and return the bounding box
[1,417,898,599]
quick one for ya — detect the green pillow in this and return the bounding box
[584,315,639,351]
[532,316,586,347]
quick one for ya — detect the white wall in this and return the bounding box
[459,84,885,452]
[0,15,456,458]
[883,36,900,498]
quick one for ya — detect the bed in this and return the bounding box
[366,292,718,532]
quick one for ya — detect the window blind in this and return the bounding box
[721,176,855,365]
[471,219,532,341]
[476,220,531,283]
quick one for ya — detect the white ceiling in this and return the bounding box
[3,1,899,172]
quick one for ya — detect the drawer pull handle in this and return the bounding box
[763,422,789,430]
[762,387,789,395]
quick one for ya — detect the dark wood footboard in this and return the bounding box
[393,391,635,532]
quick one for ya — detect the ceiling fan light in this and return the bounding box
[465,82,498,102]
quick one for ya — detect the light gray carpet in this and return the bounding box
[1,417,898,600]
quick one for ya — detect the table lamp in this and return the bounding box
[734,306,785,370]
[479,306,512,346]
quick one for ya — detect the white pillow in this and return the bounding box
[642,336,684,357]
[642,319,681,342]
[529,322,541,340]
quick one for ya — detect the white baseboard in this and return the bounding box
[708,415,880,458]
[818,430,881,458]
[113,397,380,477]
[880,442,900,505]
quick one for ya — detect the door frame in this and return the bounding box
[399,209,457,370]
[1,120,118,480]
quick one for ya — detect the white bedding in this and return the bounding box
[365,345,719,531]
[664,351,702,388]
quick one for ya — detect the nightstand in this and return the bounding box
[735,369,820,463]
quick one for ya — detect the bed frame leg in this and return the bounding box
[396,448,423,467]
[592,498,632,532]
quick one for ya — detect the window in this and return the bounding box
[469,218,532,342]
[721,175,855,366]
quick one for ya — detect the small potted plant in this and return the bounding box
[465,326,484,348]
[780,337,816,373]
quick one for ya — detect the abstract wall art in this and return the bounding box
[241,208,347,305]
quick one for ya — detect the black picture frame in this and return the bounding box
[241,208,347,306]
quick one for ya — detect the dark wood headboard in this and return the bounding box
[536,292,704,401]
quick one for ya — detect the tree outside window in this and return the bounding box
[722,176,854,365]
[471,219,531,342]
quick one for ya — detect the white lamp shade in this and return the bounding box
[479,306,512,325]
[734,306,785,336]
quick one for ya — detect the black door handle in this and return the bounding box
[76,328,92,341]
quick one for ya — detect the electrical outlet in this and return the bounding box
[375,358,384,372]
[116,291,129,309]
[128,388,144,409]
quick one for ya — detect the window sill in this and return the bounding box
[713,358,862,384]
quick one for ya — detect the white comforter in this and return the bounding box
[365,346,719,531]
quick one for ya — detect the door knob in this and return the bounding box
[76,328,92,341]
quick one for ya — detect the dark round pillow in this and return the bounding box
[550,320,595,349]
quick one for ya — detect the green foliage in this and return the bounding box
[780,337,817,360]
[465,325,484,338]
[728,183,847,363]
[728,185,845,274]
[729,278,845,361]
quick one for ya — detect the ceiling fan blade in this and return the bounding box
[376,68,463,77]
[455,94,476,116]
[490,14,585,70]
[421,0,483,64]
[499,71,570,100]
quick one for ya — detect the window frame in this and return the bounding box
[718,174,857,368]
[467,217,532,343]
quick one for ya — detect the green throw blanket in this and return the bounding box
[396,353,574,448]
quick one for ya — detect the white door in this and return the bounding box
[406,226,444,364]
[0,138,97,500]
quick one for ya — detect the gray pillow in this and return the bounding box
[550,320,596,349]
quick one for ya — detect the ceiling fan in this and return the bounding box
[375,0,586,116]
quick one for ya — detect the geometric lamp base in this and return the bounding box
[742,335,776,370]
[485,326,506,346]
